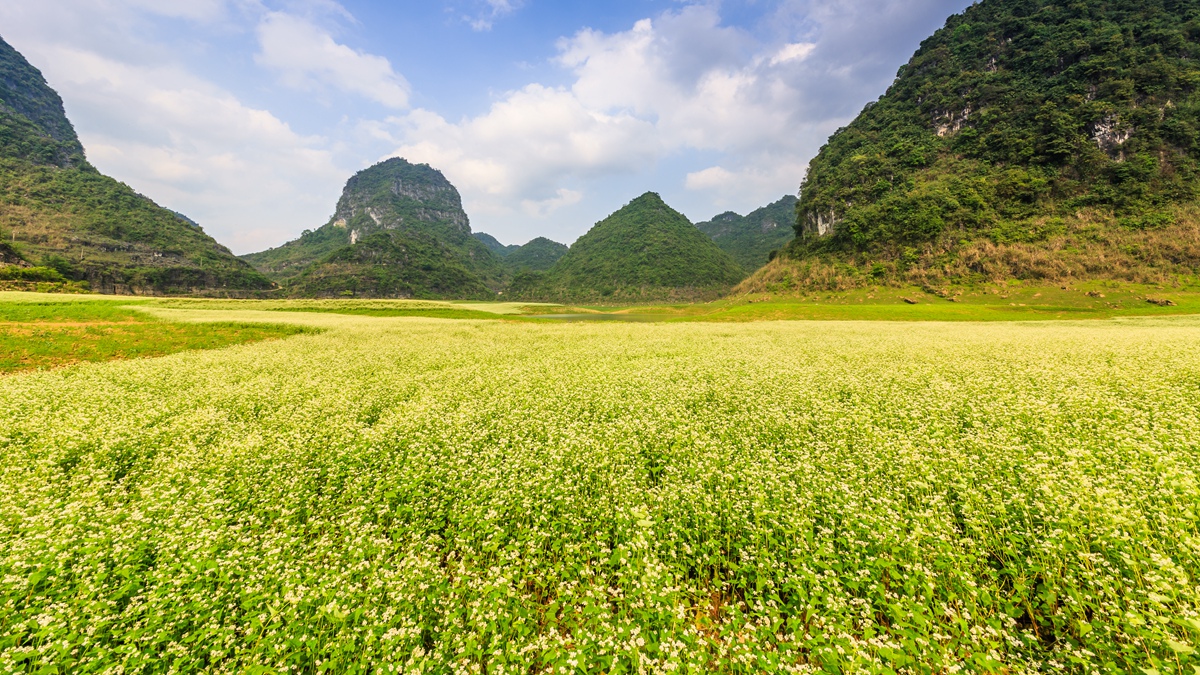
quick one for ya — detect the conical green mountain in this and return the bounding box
[537,192,745,300]
[776,0,1200,288]
[0,35,271,294]
[504,237,568,272]
[242,158,501,299]
[696,195,796,271]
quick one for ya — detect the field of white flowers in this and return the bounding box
[3,308,1200,674]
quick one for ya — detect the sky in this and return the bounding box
[0,0,975,254]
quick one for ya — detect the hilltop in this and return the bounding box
[504,237,568,272]
[696,195,796,272]
[242,158,502,299]
[746,0,1200,293]
[473,232,519,257]
[0,35,271,294]
[526,192,745,301]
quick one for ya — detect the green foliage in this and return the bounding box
[0,36,270,294]
[472,231,519,257]
[0,157,272,292]
[695,195,796,271]
[536,193,746,300]
[1118,211,1176,229]
[0,35,85,168]
[289,230,494,300]
[240,221,351,283]
[503,236,568,272]
[0,299,309,373]
[243,158,503,298]
[0,265,63,282]
[796,0,1200,253]
[3,308,1200,671]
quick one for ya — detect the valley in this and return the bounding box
[5,0,1200,672]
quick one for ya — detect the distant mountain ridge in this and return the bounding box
[696,195,796,271]
[242,158,503,298]
[0,34,271,294]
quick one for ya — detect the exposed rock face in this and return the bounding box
[1089,115,1133,160]
[804,210,840,237]
[333,159,473,237]
[0,241,27,266]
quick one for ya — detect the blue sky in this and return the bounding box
[0,0,974,254]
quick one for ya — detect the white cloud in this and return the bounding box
[685,166,736,191]
[521,188,582,218]
[255,12,410,109]
[458,0,525,32]
[0,0,976,249]
[28,46,345,253]
[769,42,816,66]
[384,4,817,225]
[386,84,658,217]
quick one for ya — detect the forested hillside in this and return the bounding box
[755,0,1200,291]
[243,158,503,298]
[0,35,272,294]
[523,193,746,302]
[696,195,796,272]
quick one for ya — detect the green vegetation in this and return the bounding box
[527,192,746,302]
[0,33,85,168]
[242,158,504,299]
[695,195,796,271]
[286,230,494,300]
[785,0,1200,289]
[503,236,568,272]
[473,231,519,257]
[0,35,272,295]
[0,296,308,373]
[2,299,1200,672]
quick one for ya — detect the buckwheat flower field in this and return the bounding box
[3,309,1200,674]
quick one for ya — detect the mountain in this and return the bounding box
[0,35,271,294]
[473,232,519,257]
[242,157,503,299]
[759,0,1200,290]
[504,237,568,272]
[529,192,745,301]
[695,195,796,272]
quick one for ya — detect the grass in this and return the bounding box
[2,297,1200,672]
[544,281,1200,322]
[0,294,311,374]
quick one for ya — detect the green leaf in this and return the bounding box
[1168,640,1196,655]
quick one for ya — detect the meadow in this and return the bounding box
[2,295,1200,673]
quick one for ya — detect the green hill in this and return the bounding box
[530,192,745,301]
[287,230,493,299]
[696,195,796,272]
[473,232,519,257]
[504,237,567,272]
[0,34,271,294]
[242,158,503,298]
[762,0,1200,291]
